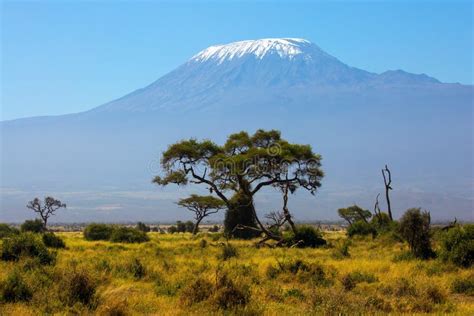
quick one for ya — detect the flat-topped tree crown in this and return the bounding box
[153,129,324,242]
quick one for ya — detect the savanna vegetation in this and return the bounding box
[1,129,472,314]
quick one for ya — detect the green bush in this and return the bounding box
[0,270,32,303]
[398,208,435,259]
[109,227,149,243]
[168,226,178,234]
[42,232,66,249]
[371,213,393,231]
[451,276,474,295]
[128,258,146,280]
[136,222,151,232]
[218,243,238,260]
[208,225,220,233]
[0,223,19,238]
[347,221,377,238]
[83,223,114,241]
[1,232,55,265]
[61,269,97,307]
[20,219,45,233]
[180,278,213,305]
[290,225,326,248]
[214,273,249,309]
[439,224,474,267]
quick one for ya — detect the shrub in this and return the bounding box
[341,274,356,291]
[398,208,434,259]
[439,224,474,267]
[20,219,45,233]
[83,223,114,241]
[199,239,208,248]
[0,223,19,238]
[208,225,220,233]
[291,225,326,248]
[109,227,150,243]
[214,273,249,309]
[371,212,393,231]
[451,277,474,295]
[218,243,238,260]
[128,258,146,279]
[0,270,32,302]
[62,269,97,307]
[42,232,66,248]
[176,221,186,233]
[392,278,417,297]
[1,232,55,265]
[347,220,377,238]
[180,278,213,305]
[168,226,177,234]
[184,221,194,233]
[136,222,151,232]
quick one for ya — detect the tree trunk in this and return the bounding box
[193,218,202,235]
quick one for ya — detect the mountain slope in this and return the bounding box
[1,38,472,223]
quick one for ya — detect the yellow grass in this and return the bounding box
[0,231,473,315]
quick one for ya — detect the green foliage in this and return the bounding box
[218,243,238,261]
[0,270,32,303]
[136,222,151,232]
[168,225,178,234]
[128,258,146,280]
[347,221,377,238]
[224,191,260,239]
[109,227,149,243]
[338,205,372,225]
[214,273,249,309]
[0,223,19,238]
[180,278,213,305]
[42,232,66,249]
[398,208,434,259]
[20,219,45,233]
[439,224,474,267]
[1,232,55,265]
[290,225,326,248]
[208,225,220,233]
[83,223,114,241]
[451,276,474,295]
[371,212,393,231]
[61,269,97,307]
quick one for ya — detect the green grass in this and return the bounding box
[0,231,473,315]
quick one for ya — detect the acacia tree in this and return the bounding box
[337,205,372,225]
[153,129,324,244]
[26,196,66,230]
[177,194,225,234]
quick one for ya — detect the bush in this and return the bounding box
[341,274,356,291]
[218,243,238,260]
[184,221,194,233]
[83,223,114,241]
[1,232,55,265]
[109,227,150,243]
[214,273,249,309]
[291,225,326,248]
[439,224,474,267]
[0,270,32,302]
[168,226,177,234]
[371,212,393,231]
[180,278,213,305]
[20,219,45,233]
[128,258,146,279]
[208,225,220,233]
[451,276,474,295]
[398,208,434,259]
[347,220,377,238]
[136,222,151,232]
[0,223,19,238]
[42,232,66,248]
[62,269,97,307]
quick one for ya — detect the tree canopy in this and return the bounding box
[153,129,324,242]
[177,194,225,234]
[337,205,372,225]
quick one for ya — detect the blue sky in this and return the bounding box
[1,1,472,120]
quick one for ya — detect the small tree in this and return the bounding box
[177,194,225,234]
[136,222,151,232]
[26,197,66,230]
[398,208,434,259]
[337,205,372,225]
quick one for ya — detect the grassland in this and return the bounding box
[1,230,473,315]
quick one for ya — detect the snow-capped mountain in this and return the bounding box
[1,38,472,222]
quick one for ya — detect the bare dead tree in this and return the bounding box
[26,196,66,229]
[382,165,393,221]
[374,193,382,218]
[442,218,458,231]
[265,211,286,230]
